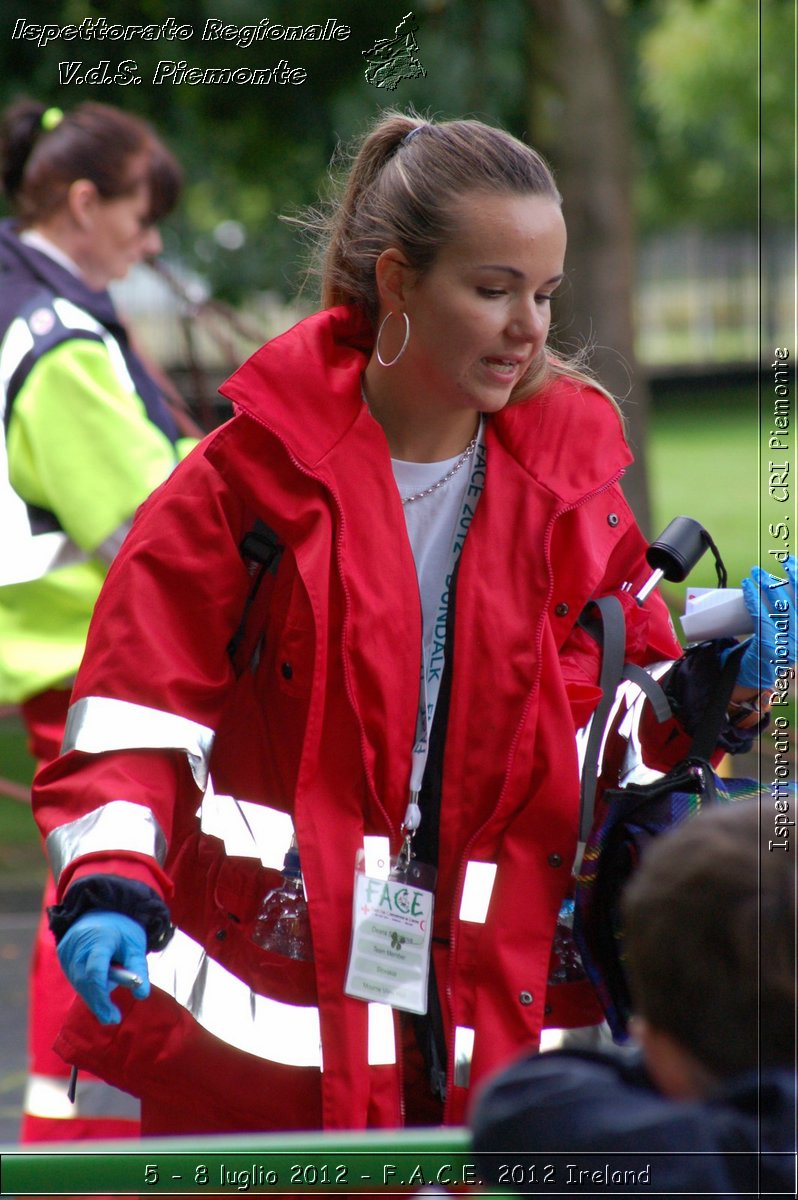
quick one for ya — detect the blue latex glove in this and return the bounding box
[57,911,150,1025]
[731,556,797,689]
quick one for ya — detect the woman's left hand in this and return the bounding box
[728,555,796,692]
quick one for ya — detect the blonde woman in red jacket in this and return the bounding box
[32,114,763,1136]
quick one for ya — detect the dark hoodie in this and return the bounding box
[471,1047,795,1197]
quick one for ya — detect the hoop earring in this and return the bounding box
[376,311,410,368]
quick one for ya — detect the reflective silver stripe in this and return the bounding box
[575,661,673,784]
[458,861,497,924]
[453,1025,475,1089]
[0,311,34,407]
[0,298,134,409]
[151,929,395,1069]
[63,696,215,790]
[617,661,674,788]
[0,299,133,587]
[94,518,133,564]
[540,1021,615,1055]
[575,720,592,777]
[0,526,89,585]
[148,927,323,1068]
[539,1027,566,1053]
[23,1073,140,1121]
[52,298,137,396]
[593,679,638,773]
[0,333,88,583]
[367,1002,396,1066]
[199,788,295,870]
[46,799,167,883]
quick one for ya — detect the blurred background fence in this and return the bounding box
[637,226,791,373]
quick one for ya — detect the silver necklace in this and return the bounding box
[399,436,478,506]
[360,380,479,507]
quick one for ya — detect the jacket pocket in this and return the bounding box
[169,831,318,1006]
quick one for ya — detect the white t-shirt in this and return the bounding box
[391,453,471,670]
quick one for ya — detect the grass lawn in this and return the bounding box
[0,380,772,871]
[648,384,761,610]
[0,713,42,878]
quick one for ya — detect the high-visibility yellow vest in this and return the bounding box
[0,289,194,704]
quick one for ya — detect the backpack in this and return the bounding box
[571,601,760,1041]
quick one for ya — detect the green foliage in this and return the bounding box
[0,0,540,301]
[636,0,792,228]
[0,1,787,292]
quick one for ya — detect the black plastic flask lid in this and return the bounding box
[646,516,710,582]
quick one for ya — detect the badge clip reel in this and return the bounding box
[392,795,436,891]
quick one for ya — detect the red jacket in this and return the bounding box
[33,306,682,1131]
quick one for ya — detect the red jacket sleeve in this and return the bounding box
[32,440,255,901]
[556,492,682,733]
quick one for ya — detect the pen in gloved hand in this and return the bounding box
[109,965,144,989]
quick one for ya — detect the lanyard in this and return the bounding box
[402,419,487,851]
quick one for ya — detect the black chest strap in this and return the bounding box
[227,519,284,676]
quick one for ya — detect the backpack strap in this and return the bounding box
[686,639,747,761]
[227,518,284,677]
[577,596,673,842]
[620,662,674,721]
[578,601,748,843]
[579,596,627,841]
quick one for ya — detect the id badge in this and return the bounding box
[344,838,436,1015]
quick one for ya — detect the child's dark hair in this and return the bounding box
[622,800,794,1078]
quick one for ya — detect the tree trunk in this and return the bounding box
[525,0,653,534]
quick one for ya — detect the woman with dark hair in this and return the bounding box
[0,98,192,1142]
[32,112,773,1137]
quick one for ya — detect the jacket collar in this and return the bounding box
[494,374,632,503]
[0,218,121,336]
[219,304,631,505]
[219,305,373,469]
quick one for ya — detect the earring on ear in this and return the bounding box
[376,311,410,368]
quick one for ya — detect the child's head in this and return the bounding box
[622,800,794,1097]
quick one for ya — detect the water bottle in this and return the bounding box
[548,898,587,984]
[251,837,314,961]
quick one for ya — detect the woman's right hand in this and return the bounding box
[56,911,150,1024]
